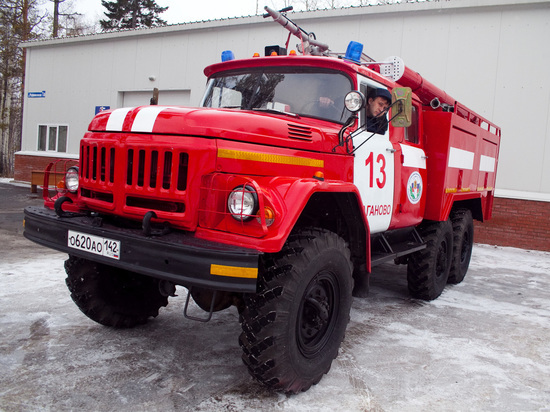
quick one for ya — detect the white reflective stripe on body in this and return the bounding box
[131,106,178,133]
[479,155,496,172]
[448,147,474,170]
[105,107,134,131]
[400,144,426,169]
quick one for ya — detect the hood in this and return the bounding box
[88,106,341,152]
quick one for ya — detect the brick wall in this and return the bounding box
[14,153,78,183]
[474,197,550,252]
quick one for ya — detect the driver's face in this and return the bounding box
[367,97,390,117]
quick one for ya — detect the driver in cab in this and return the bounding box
[366,88,392,134]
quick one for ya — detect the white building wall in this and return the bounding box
[20,0,550,200]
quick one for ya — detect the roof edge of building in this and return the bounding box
[21,0,547,48]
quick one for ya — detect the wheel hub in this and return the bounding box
[297,273,337,358]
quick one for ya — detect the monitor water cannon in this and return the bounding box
[263,6,330,56]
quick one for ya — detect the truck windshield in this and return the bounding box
[201,68,353,124]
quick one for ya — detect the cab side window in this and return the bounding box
[405,105,419,144]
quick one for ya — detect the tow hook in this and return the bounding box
[54,196,73,217]
[142,211,171,236]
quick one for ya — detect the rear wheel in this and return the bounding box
[407,220,453,300]
[239,228,353,394]
[65,256,169,328]
[448,209,474,284]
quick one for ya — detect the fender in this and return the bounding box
[439,192,484,222]
[196,176,372,264]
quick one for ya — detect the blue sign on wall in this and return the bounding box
[95,106,110,115]
[28,91,46,98]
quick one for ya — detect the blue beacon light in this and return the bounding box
[221,50,235,62]
[345,41,363,63]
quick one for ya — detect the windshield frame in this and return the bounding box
[201,66,354,125]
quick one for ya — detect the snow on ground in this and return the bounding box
[1,229,549,411]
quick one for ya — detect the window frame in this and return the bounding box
[404,104,420,145]
[37,124,69,153]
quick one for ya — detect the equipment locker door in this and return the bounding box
[394,104,427,228]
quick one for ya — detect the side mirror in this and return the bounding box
[336,91,364,151]
[391,87,412,127]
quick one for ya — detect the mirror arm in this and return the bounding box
[334,114,358,152]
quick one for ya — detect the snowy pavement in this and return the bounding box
[1,181,549,411]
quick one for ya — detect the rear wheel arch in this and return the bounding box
[450,198,483,222]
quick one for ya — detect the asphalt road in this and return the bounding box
[1,181,549,411]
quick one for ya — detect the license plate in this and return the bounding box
[67,230,121,260]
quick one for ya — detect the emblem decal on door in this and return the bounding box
[407,172,423,204]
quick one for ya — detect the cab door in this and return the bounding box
[353,81,395,234]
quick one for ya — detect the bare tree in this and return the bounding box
[0,0,46,177]
[50,0,95,38]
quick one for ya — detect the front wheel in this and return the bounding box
[407,220,453,300]
[65,256,169,328]
[239,228,353,394]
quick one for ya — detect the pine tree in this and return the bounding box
[100,0,168,30]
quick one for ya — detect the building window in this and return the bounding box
[37,124,68,152]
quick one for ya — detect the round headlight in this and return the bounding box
[344,91,365,113]
[227,184,258,221]
[65,167,79,193]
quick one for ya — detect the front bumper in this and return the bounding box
[23,206,260,293]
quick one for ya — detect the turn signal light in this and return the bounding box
[313,171,325,181]
[256,206,275,226]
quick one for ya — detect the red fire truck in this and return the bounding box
[24,7,501,393]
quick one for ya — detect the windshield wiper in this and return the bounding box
[252,108,299,118]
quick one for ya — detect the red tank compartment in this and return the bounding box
[422,109,500,222]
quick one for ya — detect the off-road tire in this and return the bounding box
[65,256,168,328]
[239,228,353,394]
[448,209,474,284]
[407,220,453,300]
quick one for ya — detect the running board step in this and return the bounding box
[370,228,426,267]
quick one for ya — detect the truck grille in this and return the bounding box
[81,145,116,183]
[126,149,188,191]
[80,142,189,215]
